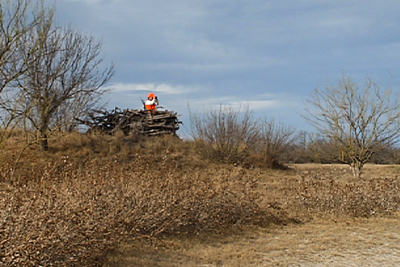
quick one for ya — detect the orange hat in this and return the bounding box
[148,93,156,98]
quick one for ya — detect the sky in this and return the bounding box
[54,0,400,137]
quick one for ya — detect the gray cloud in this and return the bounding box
[56,0,400,134]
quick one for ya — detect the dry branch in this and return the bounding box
[77,107,182,136]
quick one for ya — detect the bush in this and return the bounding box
[257,118,296,167]
[190,105,259,165]
[0,134,271,266]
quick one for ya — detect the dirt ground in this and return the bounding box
[105,164,400,267]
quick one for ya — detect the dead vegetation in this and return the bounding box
[1,132,400,266]
[282,164,400,218]
[77,107,182,136]
[0,132,283,266]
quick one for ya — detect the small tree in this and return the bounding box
[1,2,114,150]
[0,0,49,149]
[304,75,400,177]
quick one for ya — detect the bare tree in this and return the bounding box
[2,4,114,150]
[52,93,106,132]
[0,0,50,150]
[0,0,47,93]
[303,75,400,177]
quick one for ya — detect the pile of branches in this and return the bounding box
[77,107,182,136]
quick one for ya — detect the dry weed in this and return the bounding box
[0,143,275,266]
[2,132,399,266]
[286,164,400,218]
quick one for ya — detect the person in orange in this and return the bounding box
[145,93,159,112]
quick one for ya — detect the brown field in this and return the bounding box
[105,164,400,267]
[1,132,400,266]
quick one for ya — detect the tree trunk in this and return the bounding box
[37,128,49,151]
[351,160,363,178]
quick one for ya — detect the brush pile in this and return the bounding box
[77,107,182,136]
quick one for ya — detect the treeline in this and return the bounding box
[189,106,400,169]
[189,75,400,178]
[284,131,400,165]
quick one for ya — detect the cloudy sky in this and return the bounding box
[55,0,400,137]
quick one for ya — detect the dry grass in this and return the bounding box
[284,164,400,218]
[0,132,286,266]
[1,132,400,266]
[108,214,400,267]
[105,163,400,266]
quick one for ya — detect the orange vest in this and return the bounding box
[146,104,157,111]
[145,99,157,111]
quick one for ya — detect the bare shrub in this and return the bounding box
[190,105,259,165]
[255,118,296,168]
[8,131,400,266]
[0,146,271,266]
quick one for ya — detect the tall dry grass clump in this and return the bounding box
[0,132,276,266]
